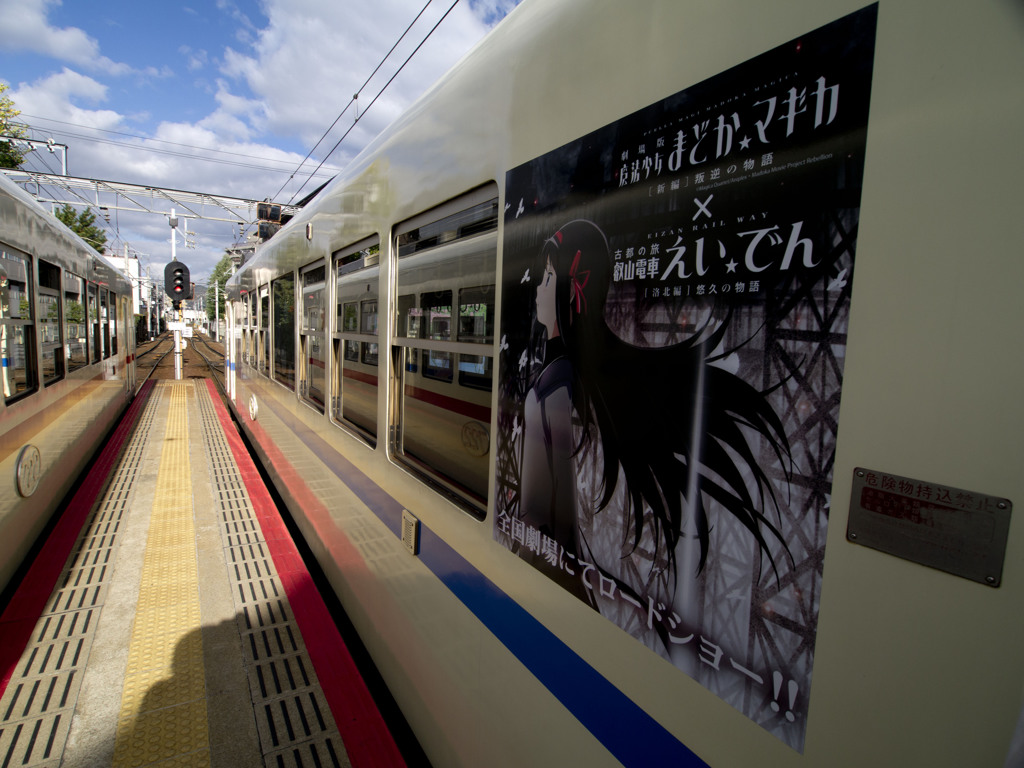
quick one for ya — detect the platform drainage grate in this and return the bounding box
[0,389,159,768]
[196,386,349,768]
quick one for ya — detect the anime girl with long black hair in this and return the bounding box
[509,218,793,634]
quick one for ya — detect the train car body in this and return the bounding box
[0,174,135,595]
[225,1,1024,765]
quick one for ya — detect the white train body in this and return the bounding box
[0,173,135,595]
[225,1,1024,766]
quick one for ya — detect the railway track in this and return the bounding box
[134,331,225,392]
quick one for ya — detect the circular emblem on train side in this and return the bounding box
[248,394,259,421]
[461,421,489,457]
[16,444,43,498]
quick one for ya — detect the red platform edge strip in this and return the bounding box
[204,381,407,768]
[0,380,156,698]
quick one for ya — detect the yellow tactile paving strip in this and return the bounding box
[112,382,211,768]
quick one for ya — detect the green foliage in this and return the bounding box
[66,300,85,324]
[55,203,107,254]
[0,84,27,169]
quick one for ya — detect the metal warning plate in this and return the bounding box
[847,468,1012,586]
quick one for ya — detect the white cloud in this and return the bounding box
[180,46,210,73]
[467,0,523,25]
[11,69,120,127]
[0,0,133,75]
[214,0,496,164]
[4,0,520,281]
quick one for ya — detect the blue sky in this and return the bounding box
[0,0,521,282]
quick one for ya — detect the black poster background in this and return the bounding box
[495,6,877,751]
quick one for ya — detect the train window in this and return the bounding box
[300,262,326,411]
[360,299,378,366]
[88,284,100,363]
[245,293,254,365]
[259,289,269,374]
[332,237,379,446]
[99,288,110,359]
[458,284,494,390]
[243,293,251,365]
[64,272,88,372]
[272,274,295,390]
[391,184,498,517]
[109,292,117,356]
[38,260,64,385]
[341,302,358,332]
[421,290,453,383]
[396,196,498,257]
[0,249,38,402]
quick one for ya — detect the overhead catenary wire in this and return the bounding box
[281,0,462,205]
[15,0,475,255]
[21,146,62,177]
[15,116,342,178]
[270,0,438,202]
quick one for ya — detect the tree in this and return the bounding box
[66,300,85,324]
[205,252,233,323]
[55,203,107,254]
[0,84,28,169]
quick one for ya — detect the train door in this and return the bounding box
[247,291,256,369]
[271,274,295,390]
[258,286,269,375]
[122,295,135,393]
[299,261,326,412]
[87,283,100,363]
[99,287,110,362]
[227,297,238,398]
[331,237,380,446]
[37,260,64,386]
[390,186,498,515]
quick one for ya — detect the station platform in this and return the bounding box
[0,380,407,768]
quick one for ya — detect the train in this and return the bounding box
[224,1,1024,766]
[0,172,136,596]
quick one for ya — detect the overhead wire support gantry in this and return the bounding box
[0,169,301,225]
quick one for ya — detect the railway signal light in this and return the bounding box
[164,260,190,300]
[256,202,281,222]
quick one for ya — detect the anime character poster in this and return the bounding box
[494,6,877,752]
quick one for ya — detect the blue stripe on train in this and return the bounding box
[255,391,708,768]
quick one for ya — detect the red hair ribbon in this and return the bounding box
[569,249,590,318]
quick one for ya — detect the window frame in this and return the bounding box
[88,283,100,364]
[108,288,118,357]
[0,247,38,403]
[99,286,110,360]
[331,236,380,447]
[271,272,296,391]
[299,260,327,412]
[37,259,64,386]
[64,271,89,373]
[258,287,270,375]
[389,185,499,518]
